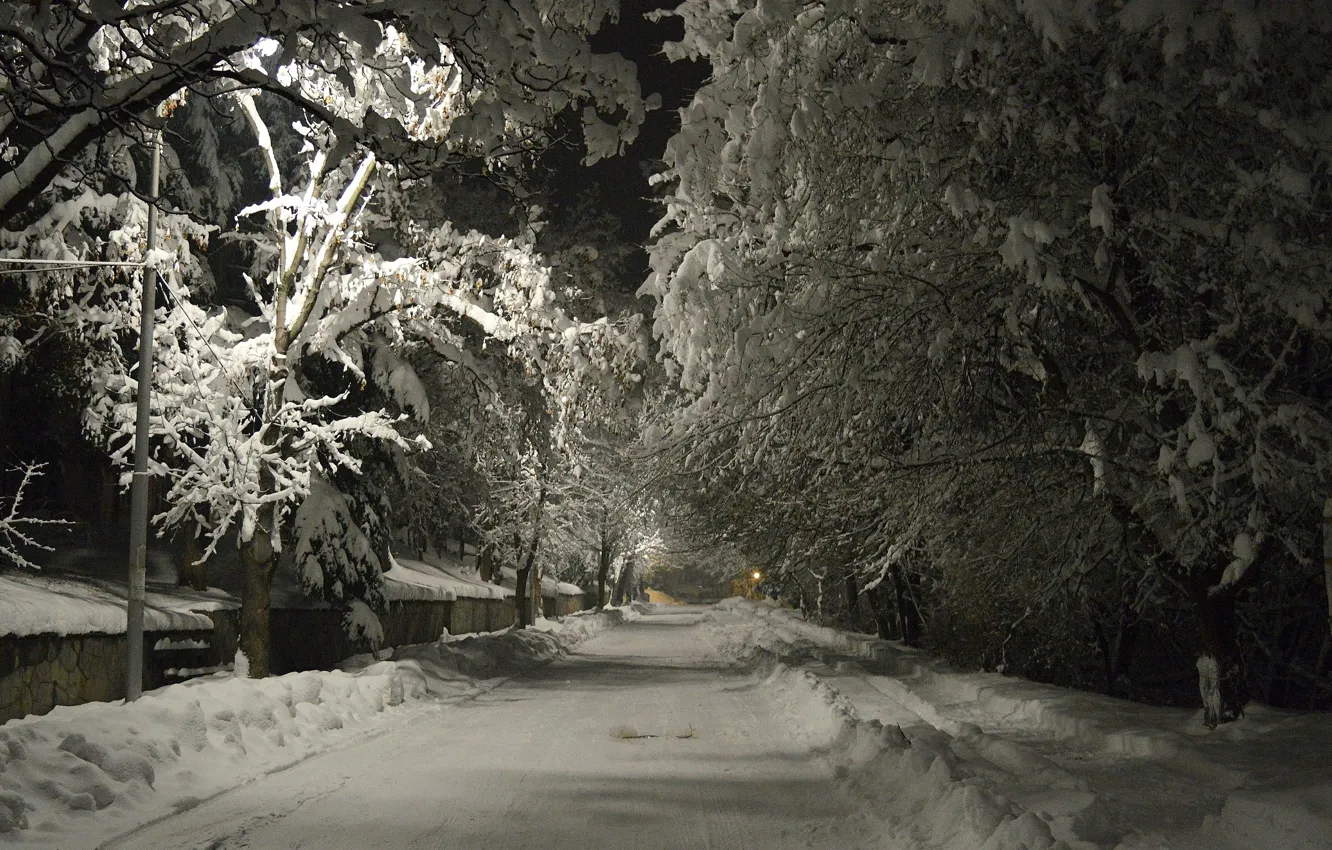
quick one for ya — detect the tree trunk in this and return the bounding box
[514,565,530,628]
[1195,577,1247,728]
[532,558,544,621]
[515,521,543,627]
[178,523,207,591]
[843,571,860,623]
[513,532,530,628]
[596,549,611,610]
[596,511,611,609]
[891,563,921,647]
[613,558,633,606]
[867,583,895,640]
[239,529,276,678]
[1092,604,1137,697]
[1104,492,1251,724]
[479,545,495,582]
[1323,496,1332,651]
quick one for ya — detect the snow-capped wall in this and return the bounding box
[0,572,233,639]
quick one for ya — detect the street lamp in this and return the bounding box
[752,571,761,581]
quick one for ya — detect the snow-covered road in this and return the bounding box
[106,608,876,850]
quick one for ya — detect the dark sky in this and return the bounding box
[551,1,707,257]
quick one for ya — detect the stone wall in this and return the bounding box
[3,593,590,723]
[0,628,216,724]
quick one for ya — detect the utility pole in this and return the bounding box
[126,130,162,702]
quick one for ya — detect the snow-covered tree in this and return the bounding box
[0,0,646,226]
[642,0,1332,724]
[0,0,655,674]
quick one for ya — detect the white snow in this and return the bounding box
[0,572,233,638]
[5,598,1330,849]
[381,553,513,601]
[710,598,1332,850]
[0,607,638,847]
[497,564,585,597]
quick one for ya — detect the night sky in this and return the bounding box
[555,2,707,275]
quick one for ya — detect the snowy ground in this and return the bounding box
[0,608,638,848]
[707,598,1332,850]
[2,600,1329,849]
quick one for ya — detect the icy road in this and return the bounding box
[107,608,877,850]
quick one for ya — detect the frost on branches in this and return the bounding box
[643,0,1332,724]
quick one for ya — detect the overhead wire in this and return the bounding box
[0,258,147,275]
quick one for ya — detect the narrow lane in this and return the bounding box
[108,608,876,850]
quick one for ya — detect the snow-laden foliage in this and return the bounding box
[642,0,1332,722]
[1,0,652,673]
[0,0,645,225]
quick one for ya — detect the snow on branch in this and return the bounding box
[0,463,69,570]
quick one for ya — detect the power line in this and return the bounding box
[0,257,146,274]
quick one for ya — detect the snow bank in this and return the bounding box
[0,607,634,848]
[0,572,233,638]
[0,664,405,845]
[1201,780,1332,850]
[760,662,1074,850]
[713,597,1332,850]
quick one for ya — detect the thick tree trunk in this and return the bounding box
[1323,496,1332,649]
[514,566,530,627]
[239,531,276,678]
[1105,492,1251,725]
[1195,577,1247,728]
[533,559,544,620]
[613,558,633,606]
[514,522,543,627]
[596,511,612,609]
[513,532,530,628]
[479,545,495,582]
[596,550,611,610]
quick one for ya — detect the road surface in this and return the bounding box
[107,608,877,849]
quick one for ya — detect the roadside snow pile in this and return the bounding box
[0,664,405,845]
[366,606,641,692]
[713,597,1332,850]
[0,607,634,849]
[709,597,879,663]
[761,663,1079,850]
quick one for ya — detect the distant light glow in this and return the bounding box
[752,571,761,581]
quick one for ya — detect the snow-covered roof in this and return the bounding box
[497,566,584,597]
[0,571,235,638]
[382,555,512,601]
